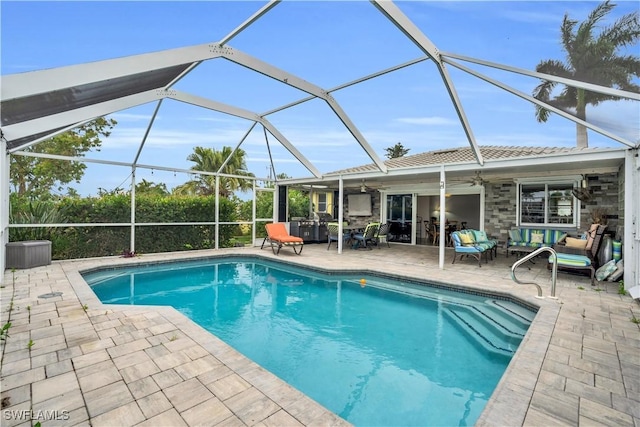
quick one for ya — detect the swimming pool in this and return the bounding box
[83,256,536,426]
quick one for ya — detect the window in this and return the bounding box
[518,180,578,227]
[317,193,327,212]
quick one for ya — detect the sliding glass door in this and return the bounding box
[386,194,412,243]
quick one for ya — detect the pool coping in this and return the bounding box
[64,249,558,426]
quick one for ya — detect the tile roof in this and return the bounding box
[326,145,603,175]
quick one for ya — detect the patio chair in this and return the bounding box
[261,223,304,255]
[549,224,607,285]
[430,222,440,245]
[373,222,390,248]
[327,222,350,250]
[353,222,380,249]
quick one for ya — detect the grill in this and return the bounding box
[290,213,333,243]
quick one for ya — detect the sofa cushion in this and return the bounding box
[544,229,567,245]
[550,253,591,267]
[520,228,532,243]
[509,229,523,242]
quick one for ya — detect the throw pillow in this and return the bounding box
[508,229,522,242]
[556,233,568,244]
[607,260,624,282]
[595,259,617,281]
[612,240,622,261]
[565,237,588,249]
[585,224,599,250]
[459,233,474,245]
[530,232,544,244]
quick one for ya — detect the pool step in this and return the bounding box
[478,299,536,332]
[443,303,528,358]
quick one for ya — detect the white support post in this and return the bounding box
[215,175,220,250]
[412,193,417,245]
[253,180,259,245]
[130,167,136,253]
[0,142,9,283]
[338,177,344,254]
[272,182,278,223]
[624,148,639,292]
[479,185,486,231]
[439,166,446,269]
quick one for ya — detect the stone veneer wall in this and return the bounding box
[343,191,381,227]
[484,172,621,244]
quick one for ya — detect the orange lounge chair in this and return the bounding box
[261,223,304,255]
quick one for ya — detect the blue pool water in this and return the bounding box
[83,257,535,426]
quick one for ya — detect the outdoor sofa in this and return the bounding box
[506,227,567,257]
[451,229,498,267]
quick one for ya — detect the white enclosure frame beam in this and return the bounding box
[132,99,163,165]
[218,122,258,174]
[371,0,484,166]
[441,52,640,102]
[219,0,280,46]
[219,46,388,173]
[1,44,224,99]
[169,90,322,177]
[445,58,638,148]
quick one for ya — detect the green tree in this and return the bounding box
[10,117,117,198]
[173,146,254,197]
[533,0,640,148]
[385,142,410,159]
[135,179,169,196]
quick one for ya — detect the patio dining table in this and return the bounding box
[341,225,366,249]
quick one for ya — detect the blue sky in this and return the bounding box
[2,1,639,196]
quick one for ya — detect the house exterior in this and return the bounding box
[279,145,638,290]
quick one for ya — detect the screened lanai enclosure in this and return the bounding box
[1,1,639,288]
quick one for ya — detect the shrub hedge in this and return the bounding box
[10,195,239,259]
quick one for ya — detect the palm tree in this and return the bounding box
[174,146,254,197]
[135,179,169,196]
[533,1,640,148]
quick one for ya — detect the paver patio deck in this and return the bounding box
[1,243,638,426]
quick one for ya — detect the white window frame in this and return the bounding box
[317,192,327,213]
[515,176,581,228]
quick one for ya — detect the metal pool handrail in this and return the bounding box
[510,246,558,299]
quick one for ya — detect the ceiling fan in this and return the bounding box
[571,177,592,202]
[360,179,370,193]
[469,171,486,186]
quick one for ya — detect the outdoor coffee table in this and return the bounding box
[506,245,538,260]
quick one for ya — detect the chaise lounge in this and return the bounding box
[261,223,304,255]
[549,224,607,285]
